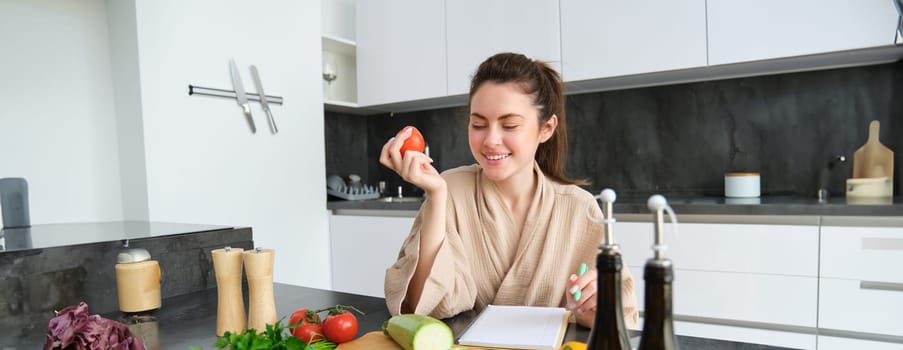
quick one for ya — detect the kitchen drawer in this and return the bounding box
[633,269,817,327]
[820,226,903,283]
[818,278,903,337]
[617,222,818,276]
[330,215,414,297]
[817,335,903,350]
[675,321,815,350]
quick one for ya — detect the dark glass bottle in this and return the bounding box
[585,188,631,350]
[638,194,679,350]
[585,247,631,350]
[637,259,679,350]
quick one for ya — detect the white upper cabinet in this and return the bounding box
[707,0,900,66]
[351,0,903,110]
[446,0,561,96]
[560,0,708,81]
[356,0,446,106]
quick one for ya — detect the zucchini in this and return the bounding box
[382,314,454,350]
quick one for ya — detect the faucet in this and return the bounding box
[817,156,846,202]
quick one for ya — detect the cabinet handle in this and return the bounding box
[861,281,903,292]
[861,237,903,250]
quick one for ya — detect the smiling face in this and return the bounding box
[469,82,557,186]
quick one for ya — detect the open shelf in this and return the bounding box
[322,35,356,56]
[322,34,358,110]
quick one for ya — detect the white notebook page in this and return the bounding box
[457,305,569,350]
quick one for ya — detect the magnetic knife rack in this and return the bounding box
[188,84,283,105]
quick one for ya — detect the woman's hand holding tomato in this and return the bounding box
[379,126,446,196]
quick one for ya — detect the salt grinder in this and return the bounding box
[243,247,276,331]
[212,246,246,336]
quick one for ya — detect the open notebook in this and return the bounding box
[457,305,570,350]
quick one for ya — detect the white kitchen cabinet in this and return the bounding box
[675,321,816,350]
[631,270,818,327]
[820,225,903,283]
[560,0,707,81]
[617,222,819,276]
[445,0,561,96]
[616,219,819,348]
[818,278,903,338]
[707,0,900,66]
[818,223,903,339]
[329,214,414,298]
[818,336,903,350]
[355,0,446,106]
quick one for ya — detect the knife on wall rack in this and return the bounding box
[896,0,903,44]
[250,65,278,134]
[229,59,256,133]
[188,60,285,134]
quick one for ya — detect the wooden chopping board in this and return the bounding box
[336,331,505,350]
[336,332,401,350]
[853,120,894,179]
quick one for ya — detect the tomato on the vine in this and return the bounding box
[322,310,359,344]
[288,308,323,343]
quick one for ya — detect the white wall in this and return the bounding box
[131,0,330,288]
[0,0,124,224]
[1,0,330,289]
[106,0,148,221]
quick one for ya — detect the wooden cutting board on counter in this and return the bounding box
[337,331,502,350]
[853,120,894,179]
[335,332,400,350]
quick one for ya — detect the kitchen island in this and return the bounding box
[2,283,799,349]
[0,221,253,346]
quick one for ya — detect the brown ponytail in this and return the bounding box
[468,52,587,186]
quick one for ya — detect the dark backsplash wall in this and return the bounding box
[325,61,903,198]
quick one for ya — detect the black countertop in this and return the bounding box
[0,221,233,253]
[2,283,798,349]
[328,194,903,216]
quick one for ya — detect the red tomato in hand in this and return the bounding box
[289,308,324,343]
[322,311,359,343]
[399,126,425,158]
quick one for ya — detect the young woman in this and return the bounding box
[380,52,638,328]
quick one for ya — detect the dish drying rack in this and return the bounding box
[327,183,381,201]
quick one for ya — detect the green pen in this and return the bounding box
[573,262,588,301]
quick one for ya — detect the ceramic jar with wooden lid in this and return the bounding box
[724,172,761,198]
[115,248,162,313]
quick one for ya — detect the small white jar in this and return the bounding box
[725,172,761,198]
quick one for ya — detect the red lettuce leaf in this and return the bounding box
[44,302,146,350]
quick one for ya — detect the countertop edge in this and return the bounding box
[330,209,903,227]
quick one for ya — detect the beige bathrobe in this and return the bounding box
[384,163,639,329]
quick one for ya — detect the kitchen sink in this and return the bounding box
[376,196,424,203]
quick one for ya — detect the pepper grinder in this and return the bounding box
[243,247,276,331]
[212,247,246,336]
